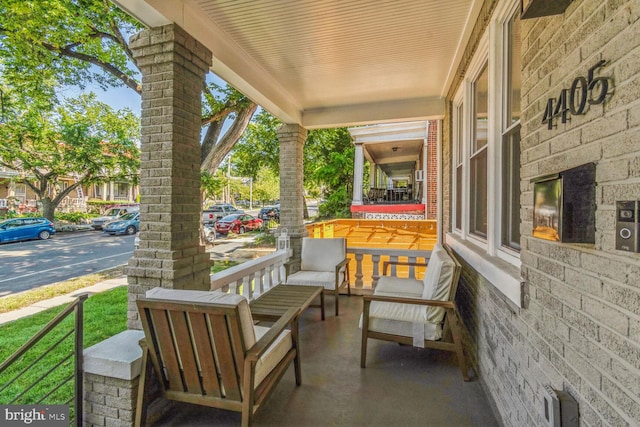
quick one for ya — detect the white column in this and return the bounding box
[369,163,377,189]
[102,183,107,201]
[352,143,364,205]
[109,182,115,201]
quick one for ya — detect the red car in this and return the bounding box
[214,214,263,235]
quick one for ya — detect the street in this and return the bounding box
[0,231,135,297]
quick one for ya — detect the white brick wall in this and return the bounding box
[444,0,640,425]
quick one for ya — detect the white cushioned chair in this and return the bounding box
[285,237,351,317]
[360,244,471,381]
[135,288,301,427]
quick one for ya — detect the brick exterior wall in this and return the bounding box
[84,373,138,427]
[125,24,212,329]
[442,0,640,425]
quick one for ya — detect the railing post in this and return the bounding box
[371,254,381,288]
[74,293,88,427]
[354,253,364,288]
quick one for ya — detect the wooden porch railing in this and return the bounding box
[209,250,291,299]
[208,245,433,298]
[347,247,431,290]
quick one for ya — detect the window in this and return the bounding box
[470,65,489,238]
[454,103,464,231]
[14,184,26,203]
[448,0,523,308]
[501,13,521,251]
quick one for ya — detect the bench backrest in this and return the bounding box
[300,237,346,272]
[137,289,255,404]
[422,244,462,323]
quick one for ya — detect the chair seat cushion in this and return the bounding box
[374,276,423,298]
[359,300,441,342]
[365,300,442,345]
[253,325,293,387]
[366,316,441,342]
[286,270,341,290]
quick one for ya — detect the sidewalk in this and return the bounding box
[0,276,127,326]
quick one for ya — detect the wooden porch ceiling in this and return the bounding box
[113,0,483,129]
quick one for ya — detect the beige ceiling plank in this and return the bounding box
[302,97,445,129]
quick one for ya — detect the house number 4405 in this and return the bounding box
[542,60,613,129]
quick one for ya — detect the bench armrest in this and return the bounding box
[246,307,299,362]
[382,258,429,276]
[363,294,455,309]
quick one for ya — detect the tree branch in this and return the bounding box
[201,107,235,126]
[43,42,141,93]
[201,102,258,172]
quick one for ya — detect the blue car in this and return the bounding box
[0,217,56,243]
[103,212,140,236]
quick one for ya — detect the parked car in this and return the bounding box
[203,224,216,244]
[258,205,279,221]
[0,217,56,243]
[103,212,140,235]
[214,214,263,235]
[92,204,139,230]
[202,203,244,225]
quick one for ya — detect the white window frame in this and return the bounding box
[452,91,465,235]
[448,0,522,309]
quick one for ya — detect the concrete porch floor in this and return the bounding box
[153,294,499,426]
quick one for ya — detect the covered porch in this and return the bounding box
[151,294,498,426]
[99,0,640,426]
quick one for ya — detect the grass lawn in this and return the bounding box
[0,261,246,411]
[0,267,124,314]
[0,286,128,412]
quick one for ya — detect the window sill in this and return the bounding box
[446,233,523,312]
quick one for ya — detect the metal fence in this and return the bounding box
[0,294,88,426]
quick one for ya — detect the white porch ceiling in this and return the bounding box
[115,0,482,129]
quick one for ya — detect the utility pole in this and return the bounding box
[226,158,231,204]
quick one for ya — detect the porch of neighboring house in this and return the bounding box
[348,121,438,221]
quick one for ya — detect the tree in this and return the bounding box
[252,168,280,205]
[0,92,140,220]
[232,110,281,179]
[232,110,355,218]
[305,128,354,218]
[0,0,256,173]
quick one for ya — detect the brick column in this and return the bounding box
[278,124,307,267]
[126,24,212,329]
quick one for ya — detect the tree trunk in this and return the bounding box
[41,198,56,222]
[201,103,258,173]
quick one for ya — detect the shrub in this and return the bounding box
[54,212,93,224]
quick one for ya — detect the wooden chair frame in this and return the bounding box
[135,298,301,427]
[360,245,471,381]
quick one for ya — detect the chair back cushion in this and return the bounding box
[145,288,256,348]
[421,245,456,323]
[300,237,346,272]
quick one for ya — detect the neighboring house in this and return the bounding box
[0,166,139,213]
[348,120,439,220]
